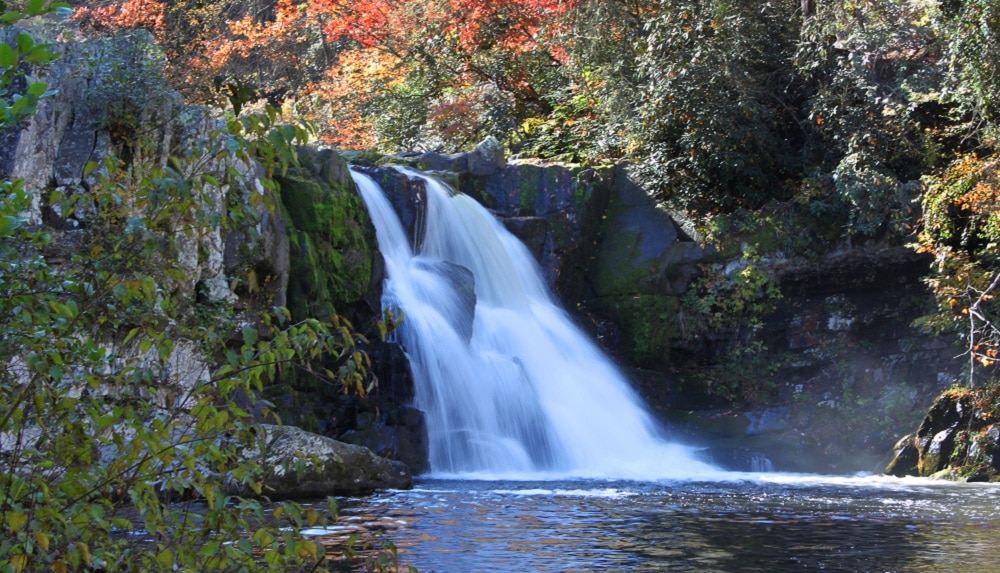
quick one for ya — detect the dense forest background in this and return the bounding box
[66,0,1000,382]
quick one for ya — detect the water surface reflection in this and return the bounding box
[312,476,1000,572]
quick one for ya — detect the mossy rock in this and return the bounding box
[589,294,681,369]
[707,206,847,260]
[585,173,702,299]
[276,171,374,323]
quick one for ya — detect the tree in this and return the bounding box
[74,0,579,151]
[1,5,382,570]
[939,0,1000,146]
[918,153,1000,387]
[630,0,801,213]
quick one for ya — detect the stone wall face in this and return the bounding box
[363,146,962,474]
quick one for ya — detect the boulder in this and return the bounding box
[353,165,427,250]
[586,165,704,300]
[884,433,920,477]
[884,389,1000,480]
[238,425,413,499]
[414,151,468,173]
[411,259,476,342]
[467,136,506,176]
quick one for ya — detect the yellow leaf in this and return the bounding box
[11,554,27,573]
[6,512,27,531]
[33,531,50,552]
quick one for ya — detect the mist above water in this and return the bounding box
[353,168,717,479]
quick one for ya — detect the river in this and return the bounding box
[308,474,1000,572]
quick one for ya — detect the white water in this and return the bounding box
[352,169,718,479]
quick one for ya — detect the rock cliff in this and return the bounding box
[1,21,409,496]
[364,147,963,474]
[5,20,966,479]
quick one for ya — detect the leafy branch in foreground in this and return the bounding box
[917,153,1000,388]
[1,8,394,570]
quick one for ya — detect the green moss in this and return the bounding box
[588,196,654,297]
[590,295,681,369]
[338,149,392,167]
[573,179,593,210]
[707,205,848,259]
[458,172,492,207]
[517,168,539,214]
[277,172,374,322]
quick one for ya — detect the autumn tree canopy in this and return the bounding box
[75,0,578,149]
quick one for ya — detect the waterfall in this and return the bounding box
[353,168,718,479]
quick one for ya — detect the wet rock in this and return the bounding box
[743,407,792,436]
[412,259,476,342]
[920,428,956,476]
[884,433,919,477]
[884,390,1000,479]
[478,161,612,298]
[339,405,429,476]
[354,166,427,249]
[389,405,429,474]
[699,447,775,472]
[502,216,548,260]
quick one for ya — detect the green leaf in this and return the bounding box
[33,531,49,552]
[25,82,47,98]
[242,326,258,346]
[122,327,140,346]
[6,511,27,531]
[16,31,33,53]
[0,44,15,68]
[154,549,174,569]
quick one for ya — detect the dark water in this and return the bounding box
[309,474,1000,573]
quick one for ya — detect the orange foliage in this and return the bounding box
[75,0,166,32]
[197,0,310,77]
[309,0,576,54]
[73,0,578,148]
[299,47,406,147]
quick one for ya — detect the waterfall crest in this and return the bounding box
[353,168,718,479]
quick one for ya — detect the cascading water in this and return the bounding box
[353,168,718,479]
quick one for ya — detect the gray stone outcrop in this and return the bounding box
[4,26,288,308]
[236,425,413,498]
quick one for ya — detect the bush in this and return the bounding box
[629,0,800,213]
[1,7,380,570]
